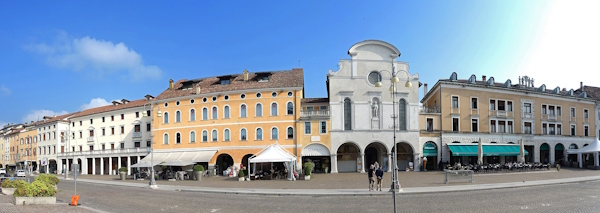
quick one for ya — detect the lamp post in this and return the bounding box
[144,102,159,189]
[376,60,412,213]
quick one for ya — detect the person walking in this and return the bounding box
[375,167,384,191]
[374,161,379,170]
[368,164,375,191]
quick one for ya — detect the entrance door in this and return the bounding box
[87,158,93,174]
[364,147,378,169]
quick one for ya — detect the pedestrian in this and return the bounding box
[368,164,375,191]
[374,161,379,170]
[376,167,384,191]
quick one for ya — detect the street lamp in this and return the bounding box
[375,60,412,213]
[144,103,159,189]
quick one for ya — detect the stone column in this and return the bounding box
[118,157,121,171]
[127,156,131,175]
[100,157,104,175]
[330,155,338,173]
[360,153,365,173]
[595,152,599,167]
[534,144,540,163]
[413,153,421,172]
[109,157,113,175]
[387,153,393,172]
[57,160,61,175]
[92,158,96,175]
[578,153,583,168]
[46,163,50,174]
[549,145,555,165]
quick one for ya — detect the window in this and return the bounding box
[549,124,555,135]
[136,112,140,118]
[240,104,247,117]
[287,127,293,139]
[508,121,513,133]
[320,121,327,134]
[490,120,496,133]
[305,122,312,134]
[212,130,217,142]
[163,112,169,123]
[271,103,278,116]
[584,109,589,118]
[256,128,263,140]
[221,79,230,85]
[542,123,547,134]
[79,131,82,138]
[287,102,294,115]
[212,107,218,119]
[203,108,208,120]
[585,126,589,136]
[398,99,407,130]
[121,114,124,120]
[557,106,562,116]
[426,118,434,131]
[163,133,169,144]
[542,105,547,114]
[471,119,478,132]
[271,92,277,97]
[224,129,230,141]
[102,117,105,122]
[121,126,124,134]
[121,143,124,149]
[203,97,207,102]
[452,118,459,132]
[344,98,352,130]
[498,121,505,133]
[111,115,114,121]
[176,111,181,122]
[498,101,505,111]
[111,127,115,135]
[190,109,196,121]
[224,106,230,118]
[452,96,459,108]
[241,94,246,99]
[471,98,477,109]
[489,100,496,110]
[256,103,263,117]
[102,129,106,136]
[202,130,208,142]
[548,106,555,115]
[271,127,278,139]
[176,101,180,106]
[524,103,532,113]
[235,128,244,141]
[571,125,576,136]
[524,122,532,134]
[147,141,151,147]
[190,99,195,104]
[507,101,513,111]
[176,133,181,144]
[288,91,293,97]
[146,123,151,132]
[134,125,141,132]
[571,108,576,117]
[134,142,140,148]
[367,71,382,85]
[224,95,229,100]
[557,124,562,135]
[90,119,93,124]
[79,121,82,126]
[89,145,93,151]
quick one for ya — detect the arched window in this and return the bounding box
[287,127,294,139]
[163,133,169,144]
[163,112,169,124]
[271,103,278,116]
[176,111,181,122]
[224,106,230,119]
[224,129,230,141]
[256,128,263,140]
[240,128,247,140]
[176,133,181,144]
[344,98,352,130]
[272,127,278,139]
[212,130,218,142]
[190,131,196,143]
[202,108,208,120]
[256,103,263,117]
[240,104,247,117]
[398,99,407,130]
[212,107,218,120]
[190,109,196,121]
[287,102,294,115]
[202,130,208,142]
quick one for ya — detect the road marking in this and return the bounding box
[79,205,112,213]
[210,209,221,212]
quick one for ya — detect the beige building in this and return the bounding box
[298,98,331,173]
[420,73,596,168]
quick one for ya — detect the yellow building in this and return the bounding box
[151,69,304,175]
[17,125,37,171]
[7,126,23,171]
[420,73,596,167]
[298,98,331,173]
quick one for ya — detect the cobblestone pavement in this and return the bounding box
[16,178,598,213]
[74,167,600,189]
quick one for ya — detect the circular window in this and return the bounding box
[164,102,168,107]
[176,101,180,106]
[256,93,262,98]
[224,95,229,100]
[240,94,246,99]
[202,97,207,103]
[190,99,195,104]
[212,96,217,102]
[272,92,277,97]
[287,91,293,97]
[368,71,382,85]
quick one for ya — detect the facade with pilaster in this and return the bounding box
[35,113,76,174]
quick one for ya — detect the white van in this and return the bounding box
[16,170,26,177]
[0,168,5,175]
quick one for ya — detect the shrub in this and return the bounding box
[1,179,27,188]
[238,169,245,178]
[118,167,127,172]
[304,161,315,176]
[193,165,205,172]
[13,179,56,197]
[35,174,59,186]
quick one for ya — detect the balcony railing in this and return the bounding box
[87,137,94,142]
[450,107,460,115]
[420,106,441,114]
[522,112,534,119]
[489,110,514,118]
[570,117,577,122]
[57,147,151,157]
[133,132,142,138]
[300,110,330,117]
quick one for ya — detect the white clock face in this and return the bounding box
[368,72,381,85]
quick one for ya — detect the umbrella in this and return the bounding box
[519,139,525,163]
[477,138,483,165]
[161,161,195,166]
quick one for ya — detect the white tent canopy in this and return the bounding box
[131,150,217,168]
[567,138,600,168]
[248,143,297,180]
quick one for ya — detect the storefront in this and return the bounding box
[422,142,437,170]
[302,143,331,173]
[448,144,528,164]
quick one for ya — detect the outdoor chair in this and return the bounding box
[202,170,210,177]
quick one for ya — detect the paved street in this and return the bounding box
[1,178,598,213]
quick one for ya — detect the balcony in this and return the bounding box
[570,117,577,122]
[420,106,441,114]
[470,109,478,116]
[584,118,589,123]
[522,112,534,119]
[57,147,151,157]
[133,132,142,138]
[450,107,460,115]
[300,110,330,117]
[87,137,94,142]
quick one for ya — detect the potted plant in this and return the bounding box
[35,174,60,190]
[1,179,27,195]
[304,161,314,181]
[238,169,245,182]
[12,178,57,205]
[118,167,127,180]
[193,165,205,181]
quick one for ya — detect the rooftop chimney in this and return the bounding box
[169,79,174,89]
[424,83,428,94]
[243,69,249,81]
[482,75,486,83]
[196,85,201,94]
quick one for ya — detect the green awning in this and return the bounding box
[540,144,550,151]
[423,143,438,157]
[555,144,564,151]
[448,145,528,157]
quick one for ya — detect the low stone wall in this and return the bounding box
[1,188,15,195]
[12,196,56,205]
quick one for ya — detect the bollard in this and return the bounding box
[70,195,79,206]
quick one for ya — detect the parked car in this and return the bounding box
[15,170,26,177]
[0,168,5,175]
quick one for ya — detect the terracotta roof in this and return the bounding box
[156,68,304,100]
[439,79,590,99]
[301,98,329,103]
[71,99,150,118]
[34,112,79,126]
[580,86,600,100]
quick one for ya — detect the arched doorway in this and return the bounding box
[540,143,550,164]
[554,143,564,165]
[568,143,578,163]
[365,142,387,171]
[394,142,414,171]
[77,159,82,174]
[242,154,253,172]
[336,142,360,172]
[216,153,233,176]
[302,143,331,173]
[423,142,437,171]
[49,159,57,174]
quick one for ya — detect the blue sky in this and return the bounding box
[1,1,598,126]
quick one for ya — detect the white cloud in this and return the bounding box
[22,109,69,123]
[517,0,600,89]
[80,98,111,110]
[27,33,162,81]
[0,85,10,96]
